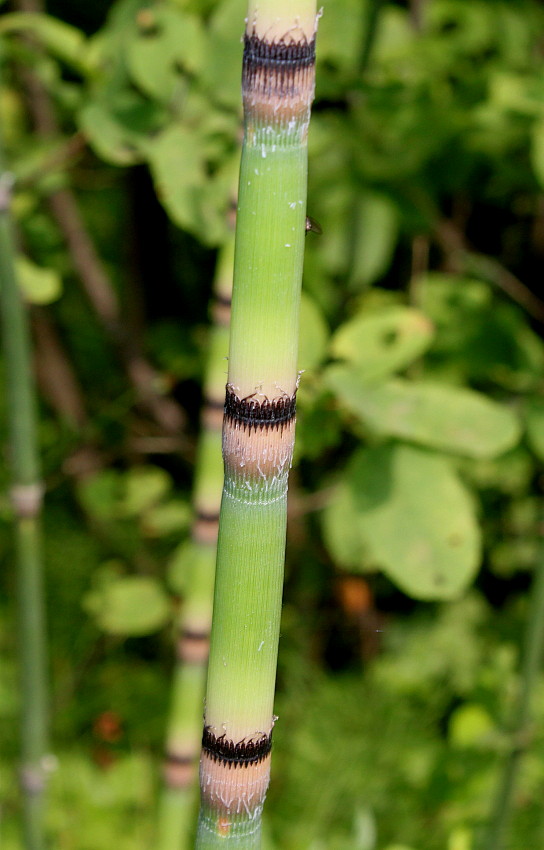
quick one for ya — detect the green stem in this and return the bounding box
[482,528,544,850]
[0,142,49,847]
[158,236,234,850]
[195,2,318,846]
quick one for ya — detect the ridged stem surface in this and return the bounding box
[195,2,317,846]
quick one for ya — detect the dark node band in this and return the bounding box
[181,628,209,642]
[242,33,315,99]
[195,510,220,524]
[243,32,316,70]
[213,293,232,308]
[165,751,194,766]
[202,727,272,768]
[225,388,296,430]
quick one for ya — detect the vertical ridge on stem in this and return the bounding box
[195,2,318,846]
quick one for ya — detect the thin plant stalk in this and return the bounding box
[0,133,49,847]
[195,2,318,846]
[482,526,544,850]
[158,234,235,850]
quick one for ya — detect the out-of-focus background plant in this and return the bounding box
[2,0,544,848]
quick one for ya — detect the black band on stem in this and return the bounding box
[202,727,272,767]
[224,387,296,430]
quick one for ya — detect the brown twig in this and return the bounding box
[12,0,187,436]
[435,218,544,326]
[32,307,87,429]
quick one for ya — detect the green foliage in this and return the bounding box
[15,254,62,304]
[2,0,544,847]
[325,374,521,458]
[328,306,434,380]
[323,444,480,600]
[84,567,171,636]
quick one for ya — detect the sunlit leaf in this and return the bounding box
[349,193,399,289]
[84,575,171,636]
[298,292,329,373]
[325,371,521,458]
[16,255,62,304]
[329,306,434,380]
[323,443,481,600]
[448,703,495,748]
[127,6,205,102]
[120,467,172,517]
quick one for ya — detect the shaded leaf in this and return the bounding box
[531,117,544,189]
[525,396,544,462]
[349,193,399,289]
[418,273,544,389]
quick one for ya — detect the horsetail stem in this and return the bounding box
[0,138,49,847]
[195,3,318,846]
[158,234,235,850]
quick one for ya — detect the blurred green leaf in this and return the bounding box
[448,703,495,748]
[298,292,329,373]
[167,541,215,626]
[0,13,87,69]
[126,6,205,102]
[349,193,399,289]
[525,396,544,462]
[141,500,191,537]
[84,575,170,636]
[418,274,544,389]
[16,254,62,304]
[326,371,521,458]
[531,118,544,188]
[147,123,205,233]
[200,0,245,108]
[322,479,374,574]
[329,306,434,380]
[323,443,480,600]
[79,95,165,166]
[77,470,123,522]
[120,466,172,517]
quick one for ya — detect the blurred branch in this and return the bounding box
[12,0,187,437]
[409,0,427,32]
[435,218,544,326]
[32,307,87,430]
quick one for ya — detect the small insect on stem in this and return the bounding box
[305,215,322,236]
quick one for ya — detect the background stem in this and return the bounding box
[482,522,544,850]
[158,232,234,850]
[0,138,49,850]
